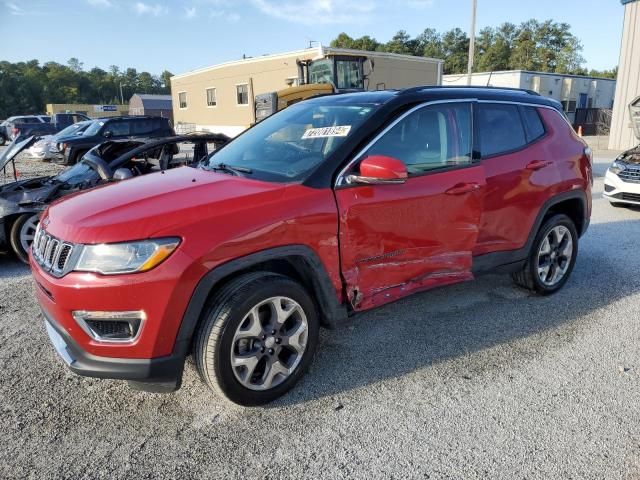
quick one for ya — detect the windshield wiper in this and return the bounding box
[209,162,253,176]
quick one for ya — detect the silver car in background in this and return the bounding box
[25,120,93,161]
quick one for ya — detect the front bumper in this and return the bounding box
[603,170,640,205]
[43,309,184,391]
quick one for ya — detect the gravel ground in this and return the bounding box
[1,149,639,479]
[0,149,64,185]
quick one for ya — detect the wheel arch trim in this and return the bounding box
[172,245,347,355]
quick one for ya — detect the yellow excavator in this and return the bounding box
[254,54,371,122]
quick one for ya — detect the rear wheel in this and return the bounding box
[61,148,86,166]
[195,272,319,406]
[512,214,578,295]
[10,213,39,264]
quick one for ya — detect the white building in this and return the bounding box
[443,70,616,123]
[609,0,640,150]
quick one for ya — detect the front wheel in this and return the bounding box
[10,213,39,264]
[512,214,578,295]
[0,135,6,146]
[195,272,319,406]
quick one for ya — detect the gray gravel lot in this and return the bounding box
[1,148,639,479]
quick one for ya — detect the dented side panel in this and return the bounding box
[335,166,485,310]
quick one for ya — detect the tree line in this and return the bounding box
[330,19,617,79]
[0,58,172,119]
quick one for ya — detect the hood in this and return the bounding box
[0,136,37,170]
[0,176,56,205]
[44,166,288,244]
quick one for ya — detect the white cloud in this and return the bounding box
[184,6,196,18]
[6,1,25,15]
[134,2,168,16]
[209,8,240,23]
[400,0,434,7]
[87,0,113,7]
[249,0,375,25]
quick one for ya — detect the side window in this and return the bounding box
[179,92,187,109]
[131,119,154,135]
[236,84,249,105]
[106,121,130,136]
[520,106,545,143]
[362,103,472,175]
[478,104,526,157]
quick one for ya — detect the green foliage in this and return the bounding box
[330,20,615,77]
[0,59,172,118]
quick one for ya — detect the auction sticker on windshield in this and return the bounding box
[302,126,352,139]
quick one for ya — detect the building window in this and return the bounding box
[236,84,249,105]
[560,100,577,113]
[206,88,217,107]
[179,92,187,109]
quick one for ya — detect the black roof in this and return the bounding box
[306,86,562,110]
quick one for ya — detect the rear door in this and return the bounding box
[474,102,554,256]
[335,101,485,310]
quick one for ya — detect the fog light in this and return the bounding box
[72,310,146,343]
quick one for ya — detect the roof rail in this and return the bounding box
[398,85,541,96]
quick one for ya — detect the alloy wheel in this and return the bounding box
[230,296,309,391]
[537,225,573,286]
[19,214,39,255]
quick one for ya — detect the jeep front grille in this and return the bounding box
[32,227,76,277]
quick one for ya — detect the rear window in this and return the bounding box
[478,104,527,157]
[520,106,546,143]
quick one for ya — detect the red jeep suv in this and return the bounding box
[30,87,592,406]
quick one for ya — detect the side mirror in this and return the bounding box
[113,168,134,181]
[346,155,408,185]
[103,130,113,138]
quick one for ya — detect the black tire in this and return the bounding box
[61,148,86,166]
[0,135,6,146]
[512,214,578,295]
[195,272,319,406]
[9,213,39,264]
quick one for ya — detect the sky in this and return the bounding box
[0,0,626,76]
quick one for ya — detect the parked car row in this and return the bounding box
[0,132,229,261]
[1,113,89,145]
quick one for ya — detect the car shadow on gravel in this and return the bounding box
[272,218,640,407]
[0,255,29,279]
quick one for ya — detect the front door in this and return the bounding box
[334,101,485,310]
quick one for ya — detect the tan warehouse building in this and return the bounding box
[170,46,444,137]
[443,70,616,124]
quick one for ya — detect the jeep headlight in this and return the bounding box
[610,160,627,175]
[74,238,180,275]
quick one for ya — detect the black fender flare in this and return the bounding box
[172,245,347,357]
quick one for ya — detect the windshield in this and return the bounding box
[83,120,104,136]
[204,102,377,182]
[309,59,334,85]
[56,122,87,138]
[54,161,99,186]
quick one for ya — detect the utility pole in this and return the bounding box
[466,0,477,86]
[119,82,125,105]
